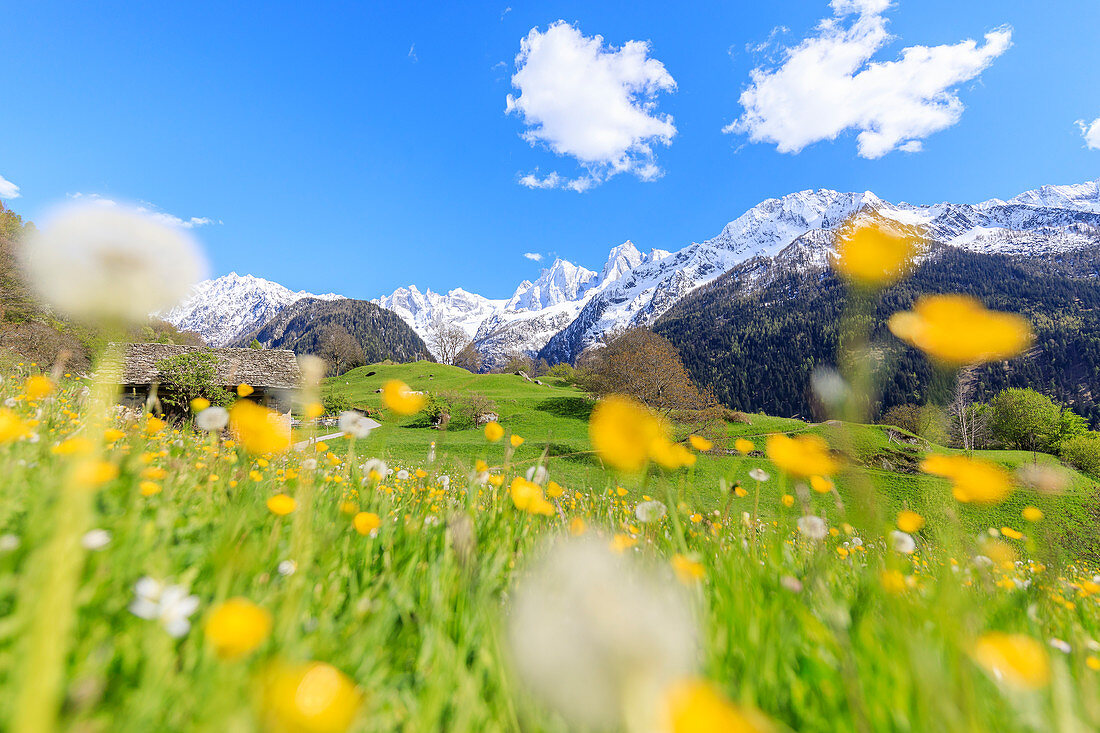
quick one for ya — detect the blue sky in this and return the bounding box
[2,0,1098,300]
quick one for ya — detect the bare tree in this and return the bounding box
[948,367,988,450]
[453,342,483,373]
[318,325,364,376]
[428,317,467,365]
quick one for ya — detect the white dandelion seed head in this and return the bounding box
[525,464,549,485]
[890,530,916,554]
[0,533,20,552]
[301,458,318,471]
[194,406,228,432]
[338,410,374,439]
[22,204,206,322]
[797,515,828,541]
[748,468,770,482]
[506,537,697,729]
[361,458,388,483]
[277,560,297,576]
[81,528,111,550]
[397,469,410,481]
[634,500,667,524]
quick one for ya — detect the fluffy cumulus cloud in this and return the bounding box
[1078,118,1100,150]
[0,174,20,199]
[728,0,1012,159]
[67,193,215,229]
[507,21,676,191]
[523,252,543,261]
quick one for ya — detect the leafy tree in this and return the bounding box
[249,339,262,350]
[321,391,351,416]
[154,350,233,414]
[546,362,576,385]
[453,342,482,373]
[986,388,1082,454]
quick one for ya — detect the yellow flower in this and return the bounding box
[353,512,382,536]
[832,219,919,287]
[671,554,705,584]
[609,534,637,553]
[588,395,668,473]
[74,460,118,488]
[305,402,324,420]
[509,477,554,516]
[781,494,795,508]
[880,569,907,594]
[510,434,524,448]
[24,375,55,400]
[734,438,755,454]
[139,481,162,496]
[1022,506,1043,523]
[1086,656,1100,672]
[382,380,425,415]
[733,486,748,498]
[546,481,563,498]
[1000,526,1024,540]
[0,409,29,442]
[920,454,1012,504]
[141,466,167,480]
[237,383,254,397]
[230,401,291,454]
[971,633,1050,690]
[52,436,94,455]
[616,486,628,497]
[766,434,837,478]
[663,678,771,733]
[191,397,211,413]
[896,510,925,533]
[104,428,125,443]
[809,475,834,494]
[688,434,713,452]
[888,295,1032,366]
[569,517,586,536]
[263,661,362,733]
[144,416,166,435]
[204,598,272,660]
[267,494,296,516]
[484,421,504,442]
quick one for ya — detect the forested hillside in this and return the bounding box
[238,297,433,371]
[655,247,1100,424]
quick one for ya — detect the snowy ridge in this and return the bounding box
[161,272,342,346]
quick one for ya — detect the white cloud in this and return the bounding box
[0,174,21,199]
[523,252,543,261]
[408,43,418,62]
[67,193,215,229]
[1078,117,1100,150]
[728,1,1012,159]
[507,21,676,190]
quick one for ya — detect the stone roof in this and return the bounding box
[113,343,301,389]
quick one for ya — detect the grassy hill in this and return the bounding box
[323,362,1100,560]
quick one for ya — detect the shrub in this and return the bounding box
[1060,433,1100,478]
[417,390,497,430]
[154,350,233,414]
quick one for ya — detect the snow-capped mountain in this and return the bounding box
[161,272,343,346]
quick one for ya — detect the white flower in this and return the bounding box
[972,555,993,568]
[81,529,111,550]
[338,410,374,439]
[194,406,228,432]
[427,441,436,463]
[22,204,206,322]
[506,538,697,729]
[277,560,297,576]
[850,537,863,548]
[361,459,388,483]
[890,531,916,554]
[1050,638,1071,654]
[525,465,549,485]
[439,474,450,489]
[397,469,410,481]
[129,576,199,638]
[634,500,667,524]
[301,458,318,470]
[797,515,828,541]
[780,575,803,593]
[748,468,770,482]
[0,534,20,552]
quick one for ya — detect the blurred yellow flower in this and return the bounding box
[609,534,637,553]
[880,569,907,594]
[139,481,162,496]
[230,401,291,454]
[671,555,705,584]
[781,494,795,508]
[382,380,425,415]
[267,494,297,516]
[24,375,55,400]
[569,517,586,536]
[971,633,1050,690]
[733,485,748,498]
[809,475,833,494]
[53,436,94,456]
[663,678,770,733]
[766,434,837,478]
[74,460,118,488]
[144,416,167,435]
[484,421,504,442]
[510,434,525,448]
[688,435,713,452]
[103,428,125,443]
[141,466,167,480]
[1000,526,1024,540]
[734,438,755,454]
[353,512,382,536]
[897,510,925,533]
[588,395,668,473]
[0,409,29,442]
[546,481,563,498]
[237,383,254,397]
[191,397,211,412]
[832,219,919,287]
[920,454,1012,504]
[305,402,324,420]
[204,598,271,660]
[888,295,1032,366]
[510,477,554,516]
[263,661,362,733]
[1022,506,1043,522]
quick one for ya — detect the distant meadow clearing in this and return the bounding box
[0,200,1098,733]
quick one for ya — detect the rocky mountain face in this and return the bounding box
[162,179,1100,370]
[162,272,342,347]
